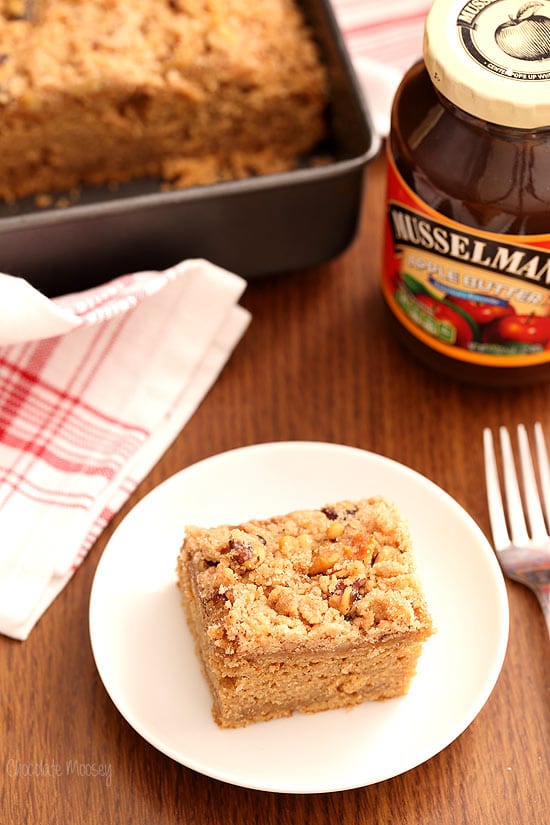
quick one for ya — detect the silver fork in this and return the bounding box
[483,422,550,639]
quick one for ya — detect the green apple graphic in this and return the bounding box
[495,1,550,59]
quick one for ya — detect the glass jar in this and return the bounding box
[381,0,550,386]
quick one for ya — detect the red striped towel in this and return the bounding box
[0,261,250,639]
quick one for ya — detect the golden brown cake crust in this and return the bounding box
[177,497,434,727]
[0,0,328,201]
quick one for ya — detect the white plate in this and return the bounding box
[89,441,509,794]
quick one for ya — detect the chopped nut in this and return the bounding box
[308,548,340,575]
[279,535,297,556]
[297,533,313,551]
[228,539,252,563]
[339,585,353,614]
[328,577,366,615]
[228,530,266,570]
[326,521,345,540]
[210,587,233,607]
[327,580,347,611]
[344,534,378,562]
[351,577,367,599]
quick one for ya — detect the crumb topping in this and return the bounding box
[180,498,433,654]
[0,1,325,96]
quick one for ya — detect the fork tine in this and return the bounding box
[534,422,550,528]
[517,424,548,543]
[483,427,511,551]
[499,426,530,546]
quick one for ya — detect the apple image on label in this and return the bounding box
[495,1,550,60]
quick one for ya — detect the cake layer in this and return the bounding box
[0,0,328,201]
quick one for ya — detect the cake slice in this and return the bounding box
[176,497,433,728]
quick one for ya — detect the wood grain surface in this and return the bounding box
[1,151,549,825]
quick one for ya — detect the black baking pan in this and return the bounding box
[0,0,380,296]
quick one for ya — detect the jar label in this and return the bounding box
[382,150,550,367]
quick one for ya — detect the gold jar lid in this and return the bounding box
[424,0,550,129]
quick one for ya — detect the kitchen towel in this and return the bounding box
[0,260,250,640]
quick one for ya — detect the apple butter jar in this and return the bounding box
[382,0,550,386]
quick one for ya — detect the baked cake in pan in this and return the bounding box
[0,0,328,202]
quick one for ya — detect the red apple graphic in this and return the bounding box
[481,313,550,346]
[495,2,550,60]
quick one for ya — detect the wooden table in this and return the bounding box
[1,151,549,825]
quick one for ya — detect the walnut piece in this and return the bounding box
[228,530,266,570]
[326,521,345,540]
[308,548,340,575]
